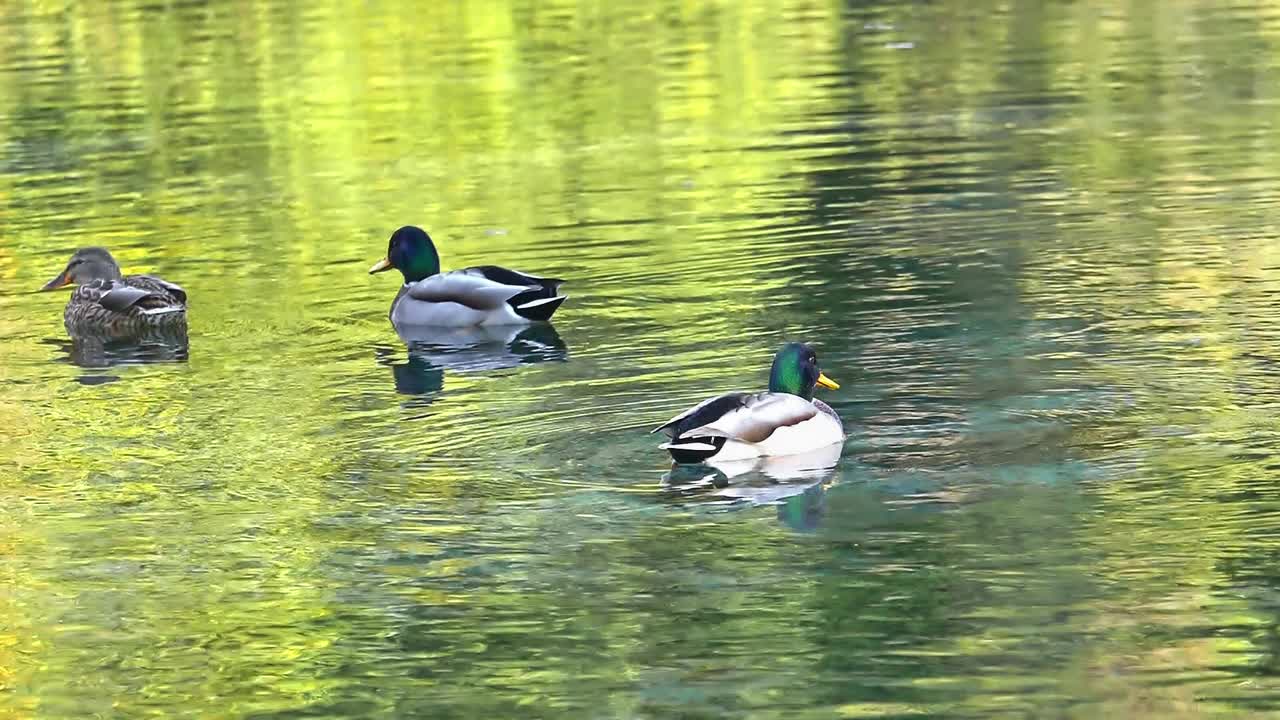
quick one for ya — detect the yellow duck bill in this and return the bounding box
[816,372,839,390]
[368,257,393,274]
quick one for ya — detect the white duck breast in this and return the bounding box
[391,268,567,327]
[655,391,845,461]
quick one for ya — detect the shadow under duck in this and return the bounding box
[56,324,190,369]
[369,226,567,327]
[40,247,187,336]
[393,322,568,372]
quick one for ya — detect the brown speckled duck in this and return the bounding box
[40,247,187,334]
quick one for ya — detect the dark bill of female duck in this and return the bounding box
[368,225,568,327]
[653,342,845,464]
[39,247,187,334]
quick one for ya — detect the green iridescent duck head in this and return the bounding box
[769,342,839,401]
[368,226,441,283]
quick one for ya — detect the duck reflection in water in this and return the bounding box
[50,325,190,379]
[661,441,843,531]
[377,323,568,399]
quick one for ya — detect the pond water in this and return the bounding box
[5,1,1280,717]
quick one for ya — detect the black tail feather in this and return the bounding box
[512,295,567,322]
[664,436,727,464]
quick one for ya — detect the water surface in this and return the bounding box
[4,1,1280,717]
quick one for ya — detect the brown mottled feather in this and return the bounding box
[64,274,187,335]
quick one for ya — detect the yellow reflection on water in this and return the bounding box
[6,0,1280,717]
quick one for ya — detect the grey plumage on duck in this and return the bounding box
[40,247,187,335]
[653,343,844,464]
[369,226,567,327]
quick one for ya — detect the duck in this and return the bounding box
[653,342,844,464]
[39,247,187,335]
[368,225,567,327]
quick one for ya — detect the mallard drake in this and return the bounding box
[368,226,567,327]
[40,247,187,335]
[653,342,844,464]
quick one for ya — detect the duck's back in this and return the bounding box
[390,266,567,327]
[656,391,844,462]
[66,275,187,333]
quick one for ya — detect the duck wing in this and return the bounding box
[653,392,753,438]
[130,275,187,304]
[405,271,539,310]
[654,392,818,444]
[463,266,567,320]
[463,266,564,294]
[91,275,187,314]
[408,267,568,321]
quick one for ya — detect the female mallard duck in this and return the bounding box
[369,225,567,327]
[653,342,844,464]
[40,247,187,334]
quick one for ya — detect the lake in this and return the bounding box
[4,1,1280,717]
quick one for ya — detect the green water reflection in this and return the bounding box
[5,0,1280,717]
